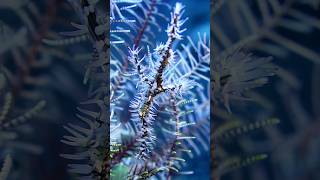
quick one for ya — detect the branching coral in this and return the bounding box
[46,0,210,179]
[110,2,210,179]
[127,2,189,160]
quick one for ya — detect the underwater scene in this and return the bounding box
[213,0,320,180]
[110,0,210,179]
[0,0,211,179]
[0,0,320,180]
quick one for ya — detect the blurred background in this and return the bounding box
[0,0,92,179]
[213,0,320,180]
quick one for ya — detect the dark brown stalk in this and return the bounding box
[166,92,179,180]
[133,0,157,48]
[13,0,63,97]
